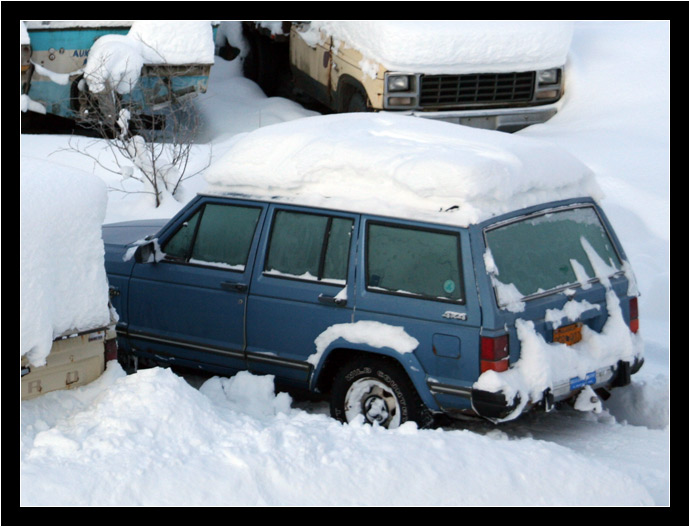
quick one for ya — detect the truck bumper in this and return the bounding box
[399,102,561,132]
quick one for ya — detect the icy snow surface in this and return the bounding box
[20,21,669,507]
[302,21,573,74]
[20,158,111,366]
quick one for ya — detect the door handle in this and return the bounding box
[318,294,346,307]
[220,281,248,292]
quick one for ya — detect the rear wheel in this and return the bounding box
[330,358,434,429]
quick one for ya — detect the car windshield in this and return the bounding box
[484,205,622,302]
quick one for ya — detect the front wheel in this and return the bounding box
[330,358,434,429]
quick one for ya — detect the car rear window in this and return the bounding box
[484,205,622,301]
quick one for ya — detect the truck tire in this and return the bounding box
[330,357,434,429]
[345,90,369,113]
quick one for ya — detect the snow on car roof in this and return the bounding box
[300,21,573,74]
[204,113,602,226]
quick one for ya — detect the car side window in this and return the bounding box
[367,222,465,302]
[163,208,202,260]
[162,203,261,270]
[265,210,353,283]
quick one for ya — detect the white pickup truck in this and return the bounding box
[239,21,573,132]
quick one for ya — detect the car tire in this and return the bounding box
[330,358,434,429]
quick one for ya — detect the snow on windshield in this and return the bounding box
[20,157,111,367]
[301,21,573,74]
[205,112,601,226]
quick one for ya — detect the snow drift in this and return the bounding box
[205,112,601,226]
[20,157,111,366]
[20,363,655,506]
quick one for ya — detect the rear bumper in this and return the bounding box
[432,357,644,421]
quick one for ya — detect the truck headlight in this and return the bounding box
[537,69,560,85]
[387,75,410,92]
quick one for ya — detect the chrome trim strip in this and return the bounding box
[246,351,312,372]
[428,382,472,398]
[125,330,311,371]
[126,330,245,360]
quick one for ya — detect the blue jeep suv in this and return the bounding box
[103,193,643,428]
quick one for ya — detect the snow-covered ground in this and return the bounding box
[20,21,669,506]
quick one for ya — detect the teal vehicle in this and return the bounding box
[21,21,216,124]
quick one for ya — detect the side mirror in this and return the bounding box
[134,241,157,263]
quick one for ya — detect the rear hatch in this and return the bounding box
[472,198,643,416]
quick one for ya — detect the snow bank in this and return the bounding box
[20,157,111,366]
[20,363,655,506]
[302,21,573,74]
[84,21,214,94]
[205,113,601,226]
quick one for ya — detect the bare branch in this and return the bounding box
[62,52,210,208]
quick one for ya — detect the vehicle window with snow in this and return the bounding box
[190,204,261,268]
[484,206,622,300]
[163,203,261,268]
[163,208,202,260]
[265,210,353,283]
[366,223,464,302]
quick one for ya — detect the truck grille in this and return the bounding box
[419,72,535,108]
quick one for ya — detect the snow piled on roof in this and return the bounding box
[205,113,601,226]
[20,157,111,366]
[84,21,214,94]
[303,21,573,74]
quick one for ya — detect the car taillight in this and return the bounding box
[480,335,509,373]
[104,338,118,362]
[629,297,639,334]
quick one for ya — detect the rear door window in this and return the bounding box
[265,210,353,283]
[366,222,464,302]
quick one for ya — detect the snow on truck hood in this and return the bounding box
[302,21,573,74]
[205,113,601,227]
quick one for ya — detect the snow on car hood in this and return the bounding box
[302,21,573,74]
[101,219,168,247]
[204,113,601,227]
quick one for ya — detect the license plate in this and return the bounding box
[570,371,596,391]
[553,322,582,346]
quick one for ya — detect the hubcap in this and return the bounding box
[344,378,401,428]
